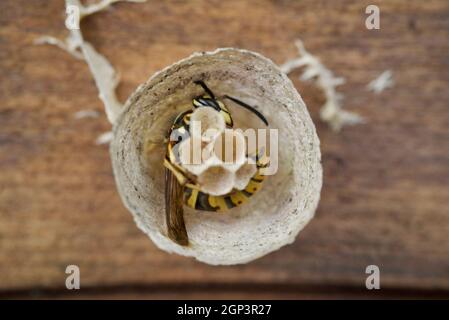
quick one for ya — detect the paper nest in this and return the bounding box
[110,48,323,265]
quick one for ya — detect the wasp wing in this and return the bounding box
[165,167,189,246]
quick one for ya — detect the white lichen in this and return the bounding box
[280,40,364,131]
[34,34,84,60]
[74,109,100,119]
[77,0,146,17]
[35,0,146,125]
[95,131,114,145]
[367,70,394,93]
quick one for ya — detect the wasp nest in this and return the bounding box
[110,48,322,265]
[178,108,255,196]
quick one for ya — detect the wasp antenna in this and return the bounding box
[223,95,269,126]
[194,80,215,99]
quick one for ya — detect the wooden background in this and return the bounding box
[1,0,449,299]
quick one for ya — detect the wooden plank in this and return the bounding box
[1,0,449,295]
[4,284,449,300]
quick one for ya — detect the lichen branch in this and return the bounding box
[367,70,394,93]
[95,131,114,145]
[79,0,146,17]
[280,40,364,131]
[33,34,84,60]
[34,0,146,125]
[74,109,100,119]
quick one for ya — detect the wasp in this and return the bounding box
[163,80,269,246]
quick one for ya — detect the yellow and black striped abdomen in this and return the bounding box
[183,173,266,211]
[183,155,268,212]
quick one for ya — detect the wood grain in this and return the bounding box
[0,0,449,298]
